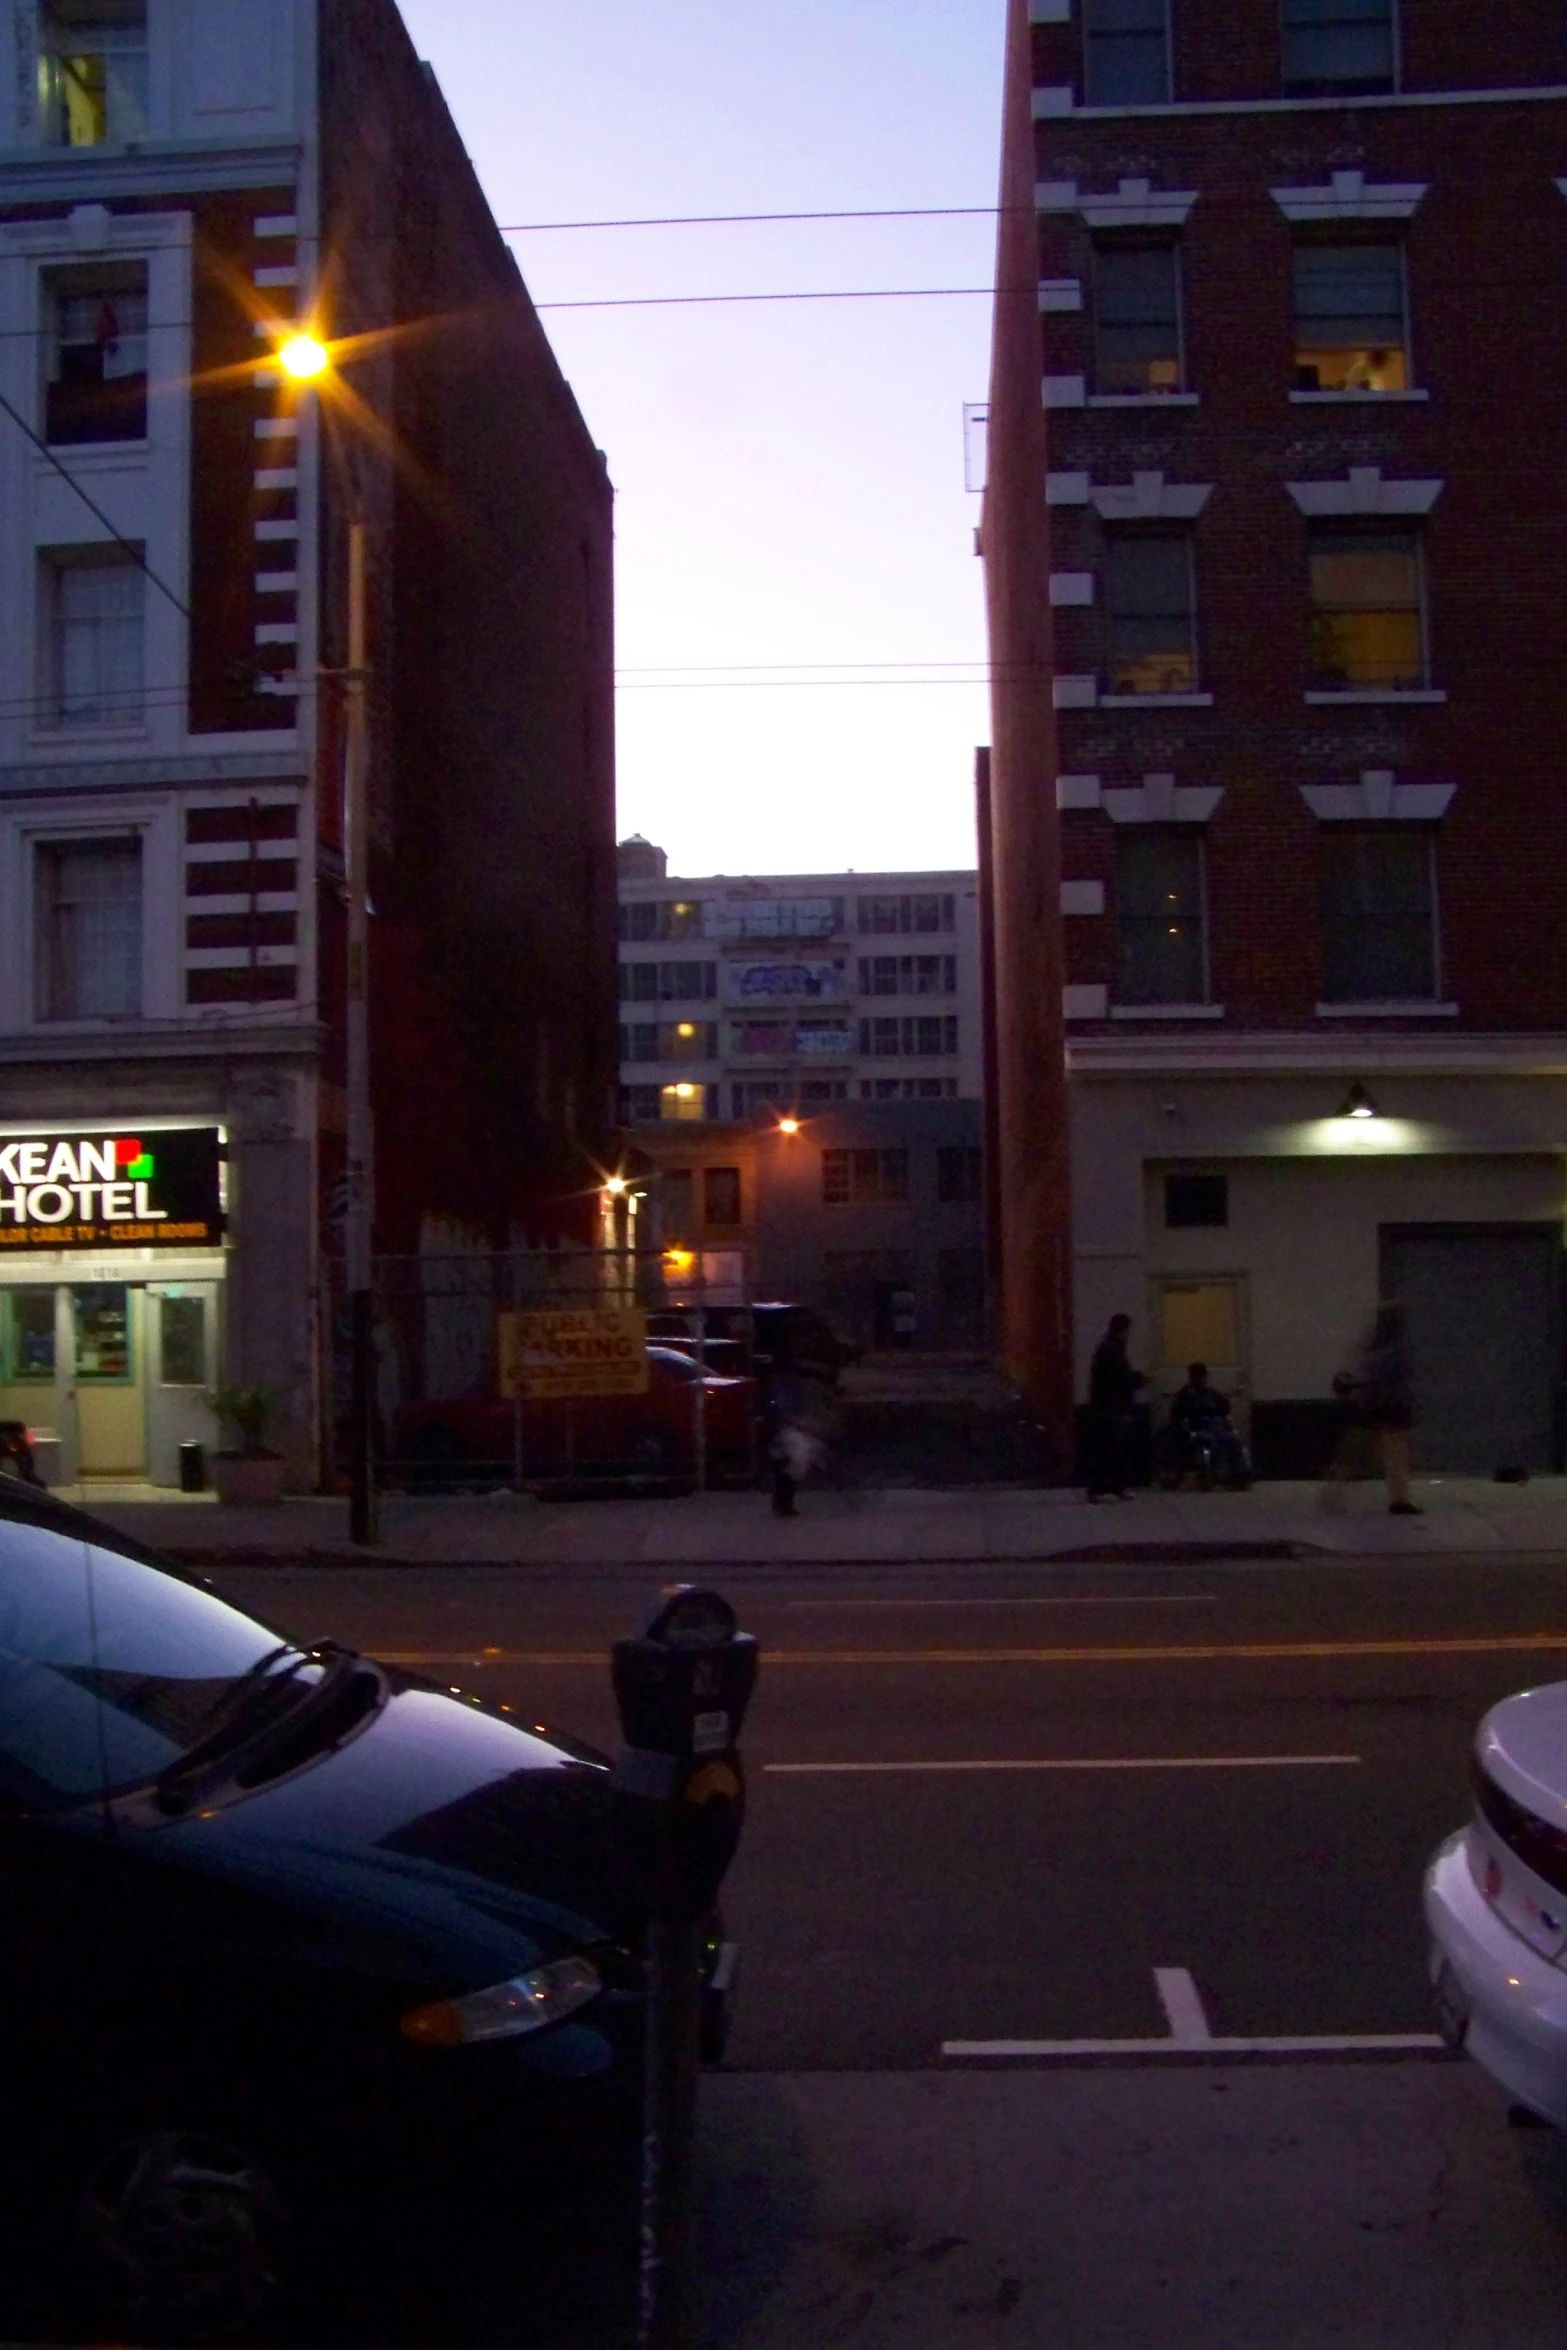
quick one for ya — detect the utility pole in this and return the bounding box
[344,517,377,1545]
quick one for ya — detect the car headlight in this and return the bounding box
[399,1954,602,2047]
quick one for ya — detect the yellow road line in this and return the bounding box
[378,1631,1567,1668]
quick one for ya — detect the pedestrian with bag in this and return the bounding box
[1321,1301,1421,1516]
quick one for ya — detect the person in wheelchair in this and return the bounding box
[1163,1362,1252,1488]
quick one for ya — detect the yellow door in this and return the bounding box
[71,1284,146,1476]
[1151,1277,1249,1422]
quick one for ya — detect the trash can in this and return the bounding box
[178,1439,206,1494]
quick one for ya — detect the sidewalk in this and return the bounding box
[697,2062,1567,2347]
[71,1473,1567,1568]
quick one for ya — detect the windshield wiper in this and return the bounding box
[157,1640,353,1799]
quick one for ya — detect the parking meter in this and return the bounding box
[612,1585,759,1924]
[612,1586,759,2350]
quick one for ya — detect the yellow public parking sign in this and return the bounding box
[498,1307,650,1401]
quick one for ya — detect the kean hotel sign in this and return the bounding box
[0,1129,225,1253]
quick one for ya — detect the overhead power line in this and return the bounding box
[499,205,1002,231]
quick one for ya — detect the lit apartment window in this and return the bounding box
[43,262,148,442]
[1084,0,1171,103]
[662,1020,717,1062]
[1294,245,1407,392]
[1115,831,1206,1005]
[1105,535,1196,694]
[1307,531,1425,690]
[659,1082,708,1122]
[39,0,148,146]
[704,1166,742,1226]
[618,899,704,942]
[822,1149,910,1206]
[34,835,142,1020]
[1093,243,1182,395]
[1320,830,1436,1002]
[1280,0,1395,95]
[43,550,145,726]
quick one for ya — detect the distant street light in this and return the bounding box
[777,1116,800,1136]
[277,332,330,381]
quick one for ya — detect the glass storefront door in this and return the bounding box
[146,1283,219,1485]
[70,1284,145,1475]
[0,1278,221,1486]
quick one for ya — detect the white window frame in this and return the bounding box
[1090,236,1186,397]
[0,793,180,1033]
[1292,237,1414,394]
[37,542,148,733]
[1112,826,1211,1009]
[1279,0,1400,97]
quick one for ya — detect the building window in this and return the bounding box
[719,897,843,941]
[857,1016,959,1057]
[857,954,957,995]
[659,1082,709,1122]
[43,549,144,726]
[1320,830,1436,1002]
[617,899,704,942]
[660,1169,695,1236]
[1115,830,1206,1006]
[621,1084,662,1123]
[731,1079,792,1118]
[1165,1173,1228,1228]
[39,0,148,146]
[2,1289,57,1381]
[620,963,658,1001]
[704,1166,742,1226]
[620,1022,659,1063]
[662,1020,717,1062]
[937,1147,983,1204]
[43,261,148,443]
[1280,0,1395,94]
[1092,243,1182,395]
[1308,530,1425,691]
[1105,535,1196,695]
[1294,244,1407,392]
[822,1148,910,1206]
[799,1077,849,1103]
[34,834,142,1020]
[1084,0,1171,103]
[796,1016,854,1055]
[860,1077,959,1101]
[857,893,955,936]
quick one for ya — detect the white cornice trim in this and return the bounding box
[1103,777,1224,825]
[1035,175,1198,227]
[1048,83,1567,122]
[1092,470,1212,521]
[1271,169,1427,221]
[1286,466,1443,516]
[1066,1031,1567,1077]
[1300,772,1455,822]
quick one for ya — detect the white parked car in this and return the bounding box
[1425,1681,1567,2128]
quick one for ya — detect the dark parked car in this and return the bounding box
[390,1344,756,1486]
[0,1480,726,2341]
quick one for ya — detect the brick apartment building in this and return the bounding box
[0,0,616,1487]
[984,0,1567,1471]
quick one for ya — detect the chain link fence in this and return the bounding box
[322,1246,758,1496]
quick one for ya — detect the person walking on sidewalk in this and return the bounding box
[1085,1313,1146,1500]
[1322,1301,1422,1516]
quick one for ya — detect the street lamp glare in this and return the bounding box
[604,1174,627,1196]
[777,1116,801,1136]
[278,333,330,381]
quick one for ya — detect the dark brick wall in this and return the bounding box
[1030,91,1567,1032]
[318,0,619,1251]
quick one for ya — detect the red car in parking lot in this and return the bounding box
[389,1346,755,1485]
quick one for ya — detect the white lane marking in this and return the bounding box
[1155,1966,1213,2046]
[942,2034,1446,2058]
[784,1593,1219,1610]
[764,1754,1361,1776]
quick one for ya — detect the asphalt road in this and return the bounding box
[205,1547,1567,2074]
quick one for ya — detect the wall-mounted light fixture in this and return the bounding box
[1336,1082,1379,1121]
[777,1116,801,1136]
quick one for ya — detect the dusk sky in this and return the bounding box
[392,0,1003,878]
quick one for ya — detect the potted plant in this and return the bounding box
[210,1383,288,1506]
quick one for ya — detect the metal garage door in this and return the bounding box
[1382,1226,1561,1474]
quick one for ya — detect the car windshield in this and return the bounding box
[0,1514,308,1808]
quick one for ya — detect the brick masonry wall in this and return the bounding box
[1029,84,1567,1032]
[318,0,620,1249]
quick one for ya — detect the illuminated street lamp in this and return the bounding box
[277,332,330,381]
[777,1116,800,1136]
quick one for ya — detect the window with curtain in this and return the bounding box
[1105,535,1197,694]
[1294,245,1407,392]
[1308,531,1425,690]
[34,834,143,1020]
[46,551,145,725]
[1115,830,1206,1005]
[1093,243,1182,394]
[1320,830,1436,1002]
[43,260,148,442]
[1281,0,1395,94]
[1084,0,1172,103]
[39,0,148,145]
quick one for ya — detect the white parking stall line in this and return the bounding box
[764,1754,1362,1776]
[1155,1967,1213,2046]
[943,1963,1446,2061]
